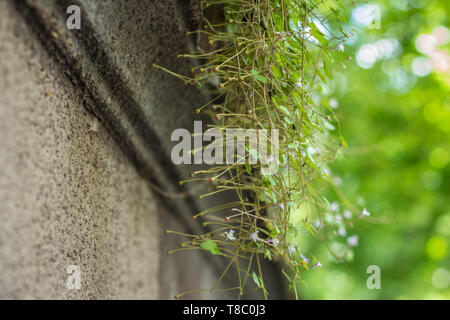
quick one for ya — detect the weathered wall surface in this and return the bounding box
[0,0,285,299]
[0,0,225,299]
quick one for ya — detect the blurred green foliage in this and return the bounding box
[300,0,450,299]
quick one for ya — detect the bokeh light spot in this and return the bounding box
[411,57,433,77]
[431,268,450,289]
[429,147,449,169]
[426,237,448,260]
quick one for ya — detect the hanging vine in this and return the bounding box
[155,0,364,299]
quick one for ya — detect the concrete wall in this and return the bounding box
[0,0,285,299]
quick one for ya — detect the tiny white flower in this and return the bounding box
[359,208,370,219]
[347,235,359,247]
[330,201,339,212]
[311,261,322,269]
[337,227,347,237]
[250,231,260,242]
[337,43,345,51]
[288,246,297,254]
[329,98,339,109]
[307,145,318,155]
[334,214,343,223]
[314,219,323,229]
[343,210,353,219]
[225,229,236,241]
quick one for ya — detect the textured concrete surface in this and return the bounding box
[0,0,285,299]
[0,0,224,299]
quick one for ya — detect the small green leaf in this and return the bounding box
[340,136,348,148]
[200,239,221,255]
[277,104,291,116]
[324,61,333,80]
[323,119,335,131]
[252,272,261,287]
[264,249,272,261]
[251,69,268,83]
[269,228,278,238]
[308,23,329,45]
[302,219,317,237]
[245,163,251,175]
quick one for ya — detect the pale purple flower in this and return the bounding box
[311,262,322,269]
[359,208,370,219]
[225,229,236,241]
[300,254,310,263]
[268,236,279,246]
[347,235,359,247]
[314,219,323,229]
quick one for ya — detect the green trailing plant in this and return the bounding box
[155,0,365,299]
